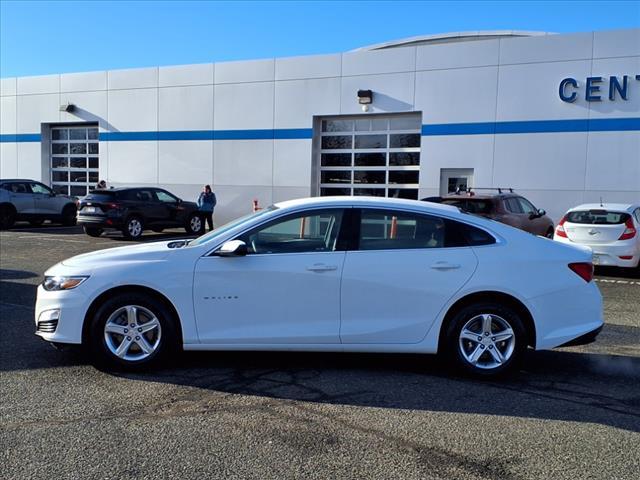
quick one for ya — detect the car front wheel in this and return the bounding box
[0,205,16,229]
[61,204,77,226]
[122,216,144,240]
[445,302,526,377]
[185,213,204,235]
[87,293,178,370]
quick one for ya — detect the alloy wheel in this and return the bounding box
[127,219,142,238]
[458,313,515,370]
[190,215,202,232]
[103,305,162,361]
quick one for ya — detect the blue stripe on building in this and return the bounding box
[1,119,638,143]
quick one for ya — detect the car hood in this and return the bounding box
[61,241,176,268]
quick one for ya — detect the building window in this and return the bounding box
[317,114,421,200]
[50,125,99,196]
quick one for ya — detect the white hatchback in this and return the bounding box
[35,197,603,376]
[554,203,640,269]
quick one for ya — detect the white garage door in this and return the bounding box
[317,113,421,200]
[50,125,99,196]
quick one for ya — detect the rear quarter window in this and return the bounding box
[566,210,631,225]
[446,220,496,246]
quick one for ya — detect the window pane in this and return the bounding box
[517,197,536,214]
[321,153,351,167]
[322,120,353,132]
[52,144,68,154]
[388,188,418,200]
[388,171,419,184]
[371,118,388,131]
[321,171,351,184]
[353,188,385,197]
[70,158,87,168]
[355,119,370,131]
[52,129,68,140]
[156,190,178,203]
[70,185,87,196]
[52,184,69,195]
[389,152,420,166]
[88,128,99,140]
[239,210,344,254]
[359,210,445,250]
[322,135,352,150]
[390,134,420,148]
[390,116,421,130]
[354,152,385,167]
[52,171,68,182]
[69,129,86,140]
[88,157,99,169]
[89,171,99,183]
[320,187,351,196]
[355,134,386,149]
[70,171,87,183]
[354,171,385,184]
[69,143,87,154]
[30,183,52,195]
[51,157,69,168]
[88,143,99,154]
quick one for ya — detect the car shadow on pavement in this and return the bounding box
[4,224,84,235]
[595,265,640,280]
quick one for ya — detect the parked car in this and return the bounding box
[424,190,555,238]
[35,196,603,376]
[554,203,640,269]
[0,179,77,229]
[77,187,205,240]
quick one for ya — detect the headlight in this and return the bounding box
[42,276,89,291]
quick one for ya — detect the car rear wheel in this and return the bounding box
[122,216,144,240]
[61,204,77,226]
[0,205,16,229]
[185,213,204,235]
[545,228,554,239]
[445,302,526,377]
[87,293,178,370]
[84,226,103,237]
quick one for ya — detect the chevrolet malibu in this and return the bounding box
[35,197,603,376]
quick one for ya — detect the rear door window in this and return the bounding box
[566,210,631,224]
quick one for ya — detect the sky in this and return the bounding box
[1,0,639,78]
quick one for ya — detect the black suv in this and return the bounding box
[77,187,205,239]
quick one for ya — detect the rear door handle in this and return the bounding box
[430,262,461,270]
[306,263,338,272]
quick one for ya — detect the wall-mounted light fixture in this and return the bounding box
[357,89,373,111]
[59,103,75,113]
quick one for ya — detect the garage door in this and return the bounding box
[50,125,99,196]
[317,114,421,200]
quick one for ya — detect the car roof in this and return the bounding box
[0,178,39,183]
[441,195,499,201]
[568,203,639,213]
[275,195,461,214]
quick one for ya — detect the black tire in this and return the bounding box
[122,216,144,240]
[29,219,45,227]
[86,292,179,370]
[444,302,526,377]
[61,204,77,226]
[84,226,103,237]
[545,228,554,239]
[185,213,204,235]
[0,205,16,230]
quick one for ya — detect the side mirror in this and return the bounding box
[215,240,247,257]
[538,209,546,216]
[177,198,182,204]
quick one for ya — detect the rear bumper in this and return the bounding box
[77,215,123,228]
[554,237,639,268]
[557,325,603,348]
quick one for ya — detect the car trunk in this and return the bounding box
[79,191,119,216]
[564,210,629,244]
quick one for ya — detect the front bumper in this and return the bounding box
[34,284,88,344]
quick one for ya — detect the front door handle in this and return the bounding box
[306,263,338,272]
[430,261,461,270]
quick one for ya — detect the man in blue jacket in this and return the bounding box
[197,185,216,232]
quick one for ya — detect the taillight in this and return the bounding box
[618,218,637,240]
[569,262,594,283]
[106,202,121,210]
[555,215,568,238]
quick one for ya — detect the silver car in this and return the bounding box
[0,179,77,229]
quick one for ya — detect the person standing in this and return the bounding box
[197,184,216,232]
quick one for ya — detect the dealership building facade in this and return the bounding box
[1,28,638,223]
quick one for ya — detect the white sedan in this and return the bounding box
[554,203,640,269]
[35,196,603,376]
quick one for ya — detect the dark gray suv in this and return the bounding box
[0,179,77,229]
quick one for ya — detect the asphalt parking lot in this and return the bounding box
[1,224,639,480]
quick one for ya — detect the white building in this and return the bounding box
[1,29,638,223]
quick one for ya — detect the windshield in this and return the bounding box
[187,205,278,247]
[566,210,631,225]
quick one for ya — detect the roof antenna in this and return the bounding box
[600,196,603,207]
